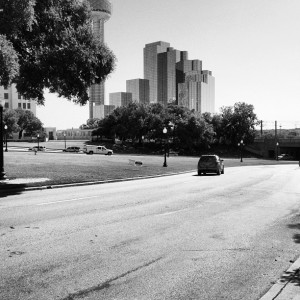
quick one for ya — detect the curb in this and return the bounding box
[0,170,195,193]
[259,255,300,300]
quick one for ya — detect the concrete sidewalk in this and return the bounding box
[259,257,300,300]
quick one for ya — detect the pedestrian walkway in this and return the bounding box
[260,257,300,300]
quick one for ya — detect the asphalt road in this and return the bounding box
[1,165,300,300]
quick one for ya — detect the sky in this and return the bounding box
[37,0,300,130]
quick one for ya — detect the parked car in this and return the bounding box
[198,154,224,175]
[63,146,80,153]
[83,145,113,155]
[28,146,46,151]
[278,153,294,160]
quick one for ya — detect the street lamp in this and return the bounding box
[0,98,7,180]
[63,133,66,149]
[276,142,279,161]
[4,125,7,152]
[37,134,40,149]
[238,139,244,162]
[163,127,167,167]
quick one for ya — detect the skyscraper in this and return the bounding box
[87,0,112,119]
[177,58,215,114]
[157,47,181,106]
[144,41,170,103]
[126,79,150,105]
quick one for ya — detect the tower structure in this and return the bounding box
[157,47,181,106]
[144,41,170,103]
[126,79,150,105]
[87,0,112,119]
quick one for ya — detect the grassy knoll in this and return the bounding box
[1,141,297,188]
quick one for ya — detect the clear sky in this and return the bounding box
[37,0,300,130]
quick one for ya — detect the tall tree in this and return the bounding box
[15,109,43,139]
[3,109,19,135]
[0,0,115,104]
[220,102,259,145]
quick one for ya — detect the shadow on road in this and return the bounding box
[0,184,26,198]
[287,223,300,243]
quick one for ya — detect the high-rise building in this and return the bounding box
[88,0,112,120]
[126,79,150,105]
[0,84,37,115]
[109,92,132,108]
[144,41,170,103]
[177,58,215,114]
[157,47,181,106]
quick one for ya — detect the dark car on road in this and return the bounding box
[198,155,224,176]
[28,146,46,151]
[63,146,80,153]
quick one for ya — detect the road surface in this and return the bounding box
[1,164,300,300]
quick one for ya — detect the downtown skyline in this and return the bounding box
[37,0,300,130]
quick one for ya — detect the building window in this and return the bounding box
[4,102,9,109]
[18,103,21,108]
[23,103,26,109]
[18,93,21,99]
[27,103,31,109]
[4,93,8,99]
[4,85,8,90]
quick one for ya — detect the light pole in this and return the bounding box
[63,133,66,149]
[0,98,7,180]
[37,134,40,149]
[276,142,279,161]
[4,125,7,152]
[238,139,244,162]
[163,127,167,167]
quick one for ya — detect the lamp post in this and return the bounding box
[4,125,7,152]
[163,127,167,167]
[0,98,7,180]
[63,133,66,149]
[168,121,174,156]
[276,142,279,161]
[238,139,244,162]
[37,134,40,149]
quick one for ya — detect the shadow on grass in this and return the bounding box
[0,183,26,198]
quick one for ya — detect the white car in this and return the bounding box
[83,145,113,155]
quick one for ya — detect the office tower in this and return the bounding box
[104,104,115,117]
[126,79,150,105]
[144,41,170,103]
[177,57,215,114]
[109,92,132,108]
[0,84,37,116]
[157,47,181,106]
[88,0,112,119]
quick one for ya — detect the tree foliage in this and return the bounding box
[90,101,259,154]
[0,0,115,104]
[3,108,43,138]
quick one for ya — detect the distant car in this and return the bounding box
[28,146,46,151]
[63,146,80,153]
[278,154,294,160]
[198,154,224,176]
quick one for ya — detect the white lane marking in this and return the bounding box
[36,195,100,206]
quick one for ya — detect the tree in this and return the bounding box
[219,102,259,145]
[0,35,19,87]
[3,109,19,136]
[15,109,43,139]
[0,0,115,104]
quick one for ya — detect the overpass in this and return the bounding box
[246,137,300,159]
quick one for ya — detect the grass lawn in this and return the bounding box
[1,141,298,188]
